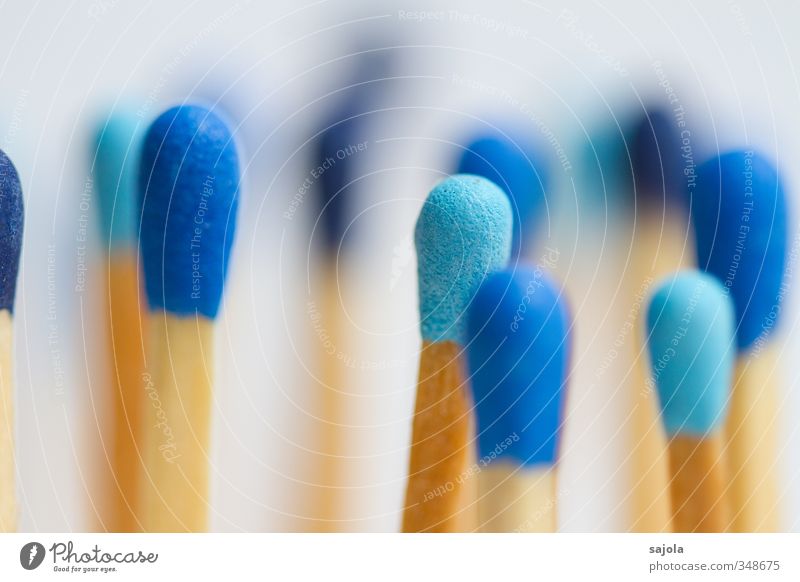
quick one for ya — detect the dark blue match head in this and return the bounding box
[456,131,548,256]
[0,150,23,313]
[93,108,143,249]
[466,268,571,468]
[691,150,788,350]
[631,108,686,209]
[315,112,358,251]
[139,105,240,319]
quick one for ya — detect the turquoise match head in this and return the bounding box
[646,271,736,437]
[416,174,512,344]
[93,108,144,248]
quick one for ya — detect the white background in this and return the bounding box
[0,0,797,531]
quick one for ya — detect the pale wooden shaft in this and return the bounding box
[141,313,213,532]
[478,462,556,532]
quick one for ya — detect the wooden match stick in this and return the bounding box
[138,105,240,532]
[646,271,735,532]
[402,174,511,532]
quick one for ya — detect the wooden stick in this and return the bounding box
[628,212,688,532]
[312,270,348,531]
[0,310,16,531]
[668,433,730,532]
[402,340,475,532]
[478,463,556,532]
[140,313,213,532]
[726,345,782,532]
[104,251,147,532]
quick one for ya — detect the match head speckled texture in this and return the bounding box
[631,108,687,208]
[0,150,23,313]
[139,105,240,319]
[456,131,547,256]
[646,271,735,437]
[416,174,512,344]
[692,150,788,350]
[466,268,570,467]
[94,109,143,248]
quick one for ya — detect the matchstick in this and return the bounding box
[646,271,735,532]
[402,174,512,532]
[466,268,570,532]
[138,105,240,532]
[692,150,788,532]
[0,149,23,533]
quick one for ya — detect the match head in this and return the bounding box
[416,174,512,344]
[466,268,570,467]
[0,150,23,313]
[691,150,788,350]
[646,271,736,437]
[93,109,143,248]
[139,105,240,319]
[456,131,547,255]
[631,108,686,208]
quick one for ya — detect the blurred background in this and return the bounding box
[0,0,798,531]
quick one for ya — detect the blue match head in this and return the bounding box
[416,175,512,344]
[466,268,570,467]
[646,271,735,437]
[631,108,687,209]
[691,150,788,350]
[315,113,358,251]
[0,150,23,313]
[139,105,240,319]
[93,109,143,249]
[456,131,547,255]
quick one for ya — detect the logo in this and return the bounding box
[20,542,46,570]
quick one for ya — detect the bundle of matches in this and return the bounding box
[466,268,570,532]
[0,149,23,532]
[402,174,512,532]
[138,105,240,532]
[646,271,735,532]
[692,151,788,532]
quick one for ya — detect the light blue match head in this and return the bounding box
[416,174,513,344]
[139,105,240,319]
[467,268,571,467]
[93,109,143,248]
[646,271,736,437]
[691,150,788,351]
[456,130,548,256]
